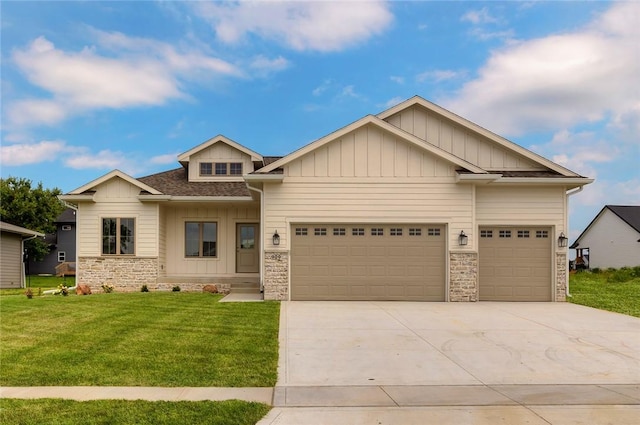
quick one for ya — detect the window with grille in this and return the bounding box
[371,228,384,236]
[333,228,346,236]
[536,230,549,238]
[390,228,403,236]
[295,228,308,236]
[428,228,441,236]
[480,230,493,238]
[314,228,327,236]
[517,230,530,238]
[352,228,365,236]
[499,230,512,238]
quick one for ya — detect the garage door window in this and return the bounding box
[428,228,441,236]
[333,228,346,236]
[499,230,511,238]
[517,230,530,238]
[480,230,492,238]
[390,228,403,236]
[371,228,384,236]
[409,228,422,236]
[295,228,308,236]
[314,228,327,236]
[352,228,365,236]
[536,230,549,238]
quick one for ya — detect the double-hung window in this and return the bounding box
[185,222,217,257]
[102,218,135,255]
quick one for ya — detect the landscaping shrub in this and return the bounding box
[141,285,149,292]
[172,285,181,292]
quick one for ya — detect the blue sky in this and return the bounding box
[1,1,638,241]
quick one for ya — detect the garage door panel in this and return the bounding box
[291,223,445,301]
[479,226,551,301]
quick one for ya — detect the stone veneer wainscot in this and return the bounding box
[264,250,289,300]
[78,257,158,292]
[449,252,479,302]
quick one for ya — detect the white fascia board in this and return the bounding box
[178,135,263,163]
[243,174,285,182]
[456,174,502,184]
[490,177,594,186]
[137,195,173,202]
[68,170,162,195]
[165,196,254,202]
[59,194,95,202]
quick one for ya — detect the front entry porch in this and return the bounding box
[156,275,260,294]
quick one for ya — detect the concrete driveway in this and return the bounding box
[259,301,640,424]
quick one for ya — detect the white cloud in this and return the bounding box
[390,76,404,84]
[461,7,500,25]
[193,0,393,52]
[149,153,179,165]
[383,96,405,109]
[7,31,243,128]
[0,140,67,166]
[417,69,465,83]
[312,79,333,96]
[65,149,132,171]
[444,2,640,137]
[250,55,290,73]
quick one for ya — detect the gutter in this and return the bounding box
[245,182,265,293]
[21,234,40,289]
[564,186,585,298]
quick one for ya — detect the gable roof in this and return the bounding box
[67,170,163,195]
[138,168,251,197]
[570,205,640,248]
[258,114,487,175]
[377,96,582,177]
[178,135,263,166]
[0,221,44,238]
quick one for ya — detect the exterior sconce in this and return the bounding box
[458,231,468,246]
[273,230,280,246]
[558,232,568,248]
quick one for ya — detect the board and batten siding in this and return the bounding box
[475,186,566,241]
[76,177,160,257]
[265,126,474,248]
[0,233,22,288]
[188,142,254,182]
[577,209,640,268]
[163,204,259,276]
[384,105,546,171]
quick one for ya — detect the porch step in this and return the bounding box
[230,281,261,294]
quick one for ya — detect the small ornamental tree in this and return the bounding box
[0,176,65,261]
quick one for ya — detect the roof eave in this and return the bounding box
[59,194,95,202]
[244,174,285,182]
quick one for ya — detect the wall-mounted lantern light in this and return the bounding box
[273,230,280,246]
[558,232,568,248]
[458,230,468,246]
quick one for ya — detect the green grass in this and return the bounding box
[0,292,280,387]
[569,268,640,317]
[0,399,270,425]
[1,275,76,296]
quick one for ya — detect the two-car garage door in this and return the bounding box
[291,224,445,301]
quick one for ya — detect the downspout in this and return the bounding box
[21,234,40,289]
[246,184,265,292]
[565,186,584,297]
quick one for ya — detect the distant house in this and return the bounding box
[0,221,44,289]
[28,208,77,275]
[570,205,640,269]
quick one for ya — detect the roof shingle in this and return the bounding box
[138,168,251,197]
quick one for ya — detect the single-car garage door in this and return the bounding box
[479,227,552,301]
[291,224,445,301]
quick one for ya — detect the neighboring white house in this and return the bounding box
[60,96,593,302]
[0,221,44,289]
[570,205,640,269]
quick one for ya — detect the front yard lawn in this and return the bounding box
[569,268,640,317]
[0,292,280,387]
[0,399,270,425]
